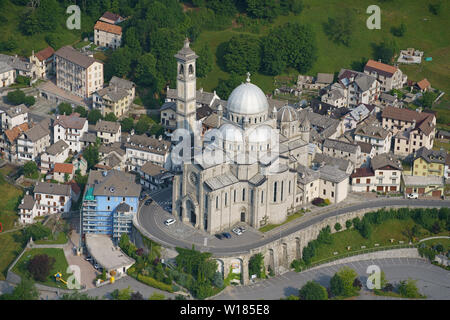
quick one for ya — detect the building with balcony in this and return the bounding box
[34,181,73,217]
[138,161,173,191]
[412,147,446,177]
[18,193,37,224]
[81,170,141,240]
[0,122,29,162]
[364,59,407,92]
[124,133,171,172]
[95,120,121,144]
[53,113,88,153]
[1,104,29,131]
[17,121,51,163]
[29,47,55,79]
[40,140,70,173]
[92,76,135,117]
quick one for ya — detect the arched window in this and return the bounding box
[234,189,236,202]
[273,182,277,202]
[179,65,184,75]
[242,188,246,201]
[261,190,264,204]
[188,64,194,74]
[281,181,284,201]
[216,196,218,209]
[225,192,227,206]
[289,180,291,194]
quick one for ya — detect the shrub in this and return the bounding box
[398,279,423,298]
[149,292,165,300]
[299,281,328,300]
[290,259,304,272]
[334,223,342,232]
[345,220,352,229]
[7,89,26,105]
[27,254,55,282]
[213,272,224,288]
[137,274,174,293]
[23,96,35,106]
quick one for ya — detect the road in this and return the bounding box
[213,258,450,300]
[137,197,450,256]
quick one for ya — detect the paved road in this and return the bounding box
[214,258,450,300]
[137,198,450,256]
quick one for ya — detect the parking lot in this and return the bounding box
[214,257,450,300]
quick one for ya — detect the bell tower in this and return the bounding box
[174,38,198,135]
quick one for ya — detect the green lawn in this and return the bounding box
[195,0,450,99]
[311,218,449,264]
[0,174,24,231]
[433,139,450,152]
[0,232,24,281]
[420,238,450,251]
[12,248,71,289]
[34,232,68,245]
[259,212,304,233]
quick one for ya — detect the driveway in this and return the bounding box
[214,258,450,300]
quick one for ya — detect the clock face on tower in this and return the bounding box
[189,172,198,185]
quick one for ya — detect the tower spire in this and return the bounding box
[246,72,251,83]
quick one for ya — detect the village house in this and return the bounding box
[412,147,446,177]
[297,73,334,90]
[92,76,135,117]
[53,113,89,153]
[402,175,444,198]
[124,133,171,171]
[17,121,51,163]
[354,123,392,156]
[382,107,436,157]
[138,161,174,191]
[379,92,399,107]
[54,46,104,98]
[94,21,122,50]
[99,11,124,25]
[165,86,222,109]
[53,163,75,183]
[95,120,121,144]
[335,69,381,107]
[350,153,402,193]
[18,193,37,224]
[355,141,375,168]
[415,78,431,93]
[0,61,15,88]
[34,181,73,216]
[320,83,347,108]
[322,138,361,168]
[1,104,29,130]
[97,142,126,171]
[29,47,55,79]
[40,140,70,173]
[0,123,29,162]
[0,53,36,82]
[312,152,354,174]
[343,103,375,131]
[364,59,407,92]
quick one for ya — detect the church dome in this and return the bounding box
[277,105,298,122]
[247,124,273,143]
[227,77,269,116]
[218,123,244,143]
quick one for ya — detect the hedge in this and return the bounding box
[136,274,174,293]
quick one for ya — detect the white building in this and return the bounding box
[336,69,381,107]
[364,59,407,92]
[1,104,29,131]
[40,140,70,173]
[34,181,73,216]
[124,133,171,171]
[53,113,88,153]
[95,120,121,144]
[354,123,392,156]
[0,61,15,88]
[18,193,37,224]
[17,121,51,163]
[94,21,122,50]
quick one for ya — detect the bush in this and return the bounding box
[213,272,224,288]
[7,89,26,105]
[345,220,352,229]
[136,274,174,293]
[398,279,423,298]
[27,254,55,282]
[23,96,35,107]
[149,292,165,300]
[15,75,30,86]
[57,103,72,115]
[334,223,342,232]
[299,281,328,300]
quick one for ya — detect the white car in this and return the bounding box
[407,193,419,199]
[164,218,176,226]
[232,228,242,236]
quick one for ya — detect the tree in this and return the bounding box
[21,223,52,243]
[223,34,261,75]
[195,43,213,78]
[83,144,99,170]
[23,96,35,107]
[74,106,88,118]
[331,267,359,297]
[87,109,103,124]
[299,281,328,300]
[334,223,342,232]
[360,219,372,239]
[245,0,280,20]
[0,277,39,300]
[27,254,56,282]
[61,291,97,300]
[213,272,224,288]
[374,39,398,64]
[105,47,133,80]
[120,117,135,133]
[249,253,265,278]
[323,11,355,46]
[104,112,118,122]
[429,1,442,15]
[23,161,38,178]
[134,117,151,135]
[345,220,352,229]
[134,53,160,89]
[398,279,422,298]
[130,291,144,300]
[419,91,437,108]
[214,73,243,99]
[391,23,407,37]
[7,89,26,105]
[111,287,131,300]
[58,103,72,115]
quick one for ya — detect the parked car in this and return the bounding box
[238,226,247,233]
[232,228,243,236]
[85,256,93,262]
[222,232,232,239]
[94,263,101,270]
[407,193,419,199]
[145,199,153,206]
[164,218,176,226]
[215,233,223,240]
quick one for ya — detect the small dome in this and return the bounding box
[277,105,297,122]
[227,81,269,115]
[247,124,273,143]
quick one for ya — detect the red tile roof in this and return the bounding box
[94,21,122,35]
[365,59,398,76]
[5,123,29,143]
[35,46,55,61]
[350,167,375,178]
[54,163,74,174]
[416,78,431,90]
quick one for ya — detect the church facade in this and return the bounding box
[171,40,348,234]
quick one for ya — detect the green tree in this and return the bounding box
[334,222,342,232]
[398,279,422,298]
[27,254,56,282]
[23,96,35,107]
[245,0,279,20]
[249,253,265,278]
[105,47,133,80]
[23,161,38,178]
[21,223,52,243]
[83,144,99,170]
[20,10,40,35]
[134,117,150,135]
[331,267,359,297]
[429,1,442,15]
[61,291,97,300]
[374,39,398,64]
[213,271,224,288]
[345,220,352,229]
[214,73,243,99]
[130,291,144,300]
[419,91,437,108]
[391,23,407,37]
[104,112,118,122]
[7,89,26,105]
[195,43,213,78]
[111,287,132,300]
[58,103,72,115]
[134,53,160,89]
[0,277,39,300]
[87,109,103,124]
[323,11,355,46]
[299,281,328,300]
[120,117,135,133]
[74,106,88,118]
[223,34,261,75]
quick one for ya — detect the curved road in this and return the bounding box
[136,198,450,256]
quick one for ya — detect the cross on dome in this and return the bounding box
[246,72,251,83]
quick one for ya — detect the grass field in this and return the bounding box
[259,212,304,233]
[311,218,449,263]
[34,232,68,245]
[420,238,450,251]
[0,174,24,231]
[195,0,450,101]
[0,232,24,281]
[12,248,71,289]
